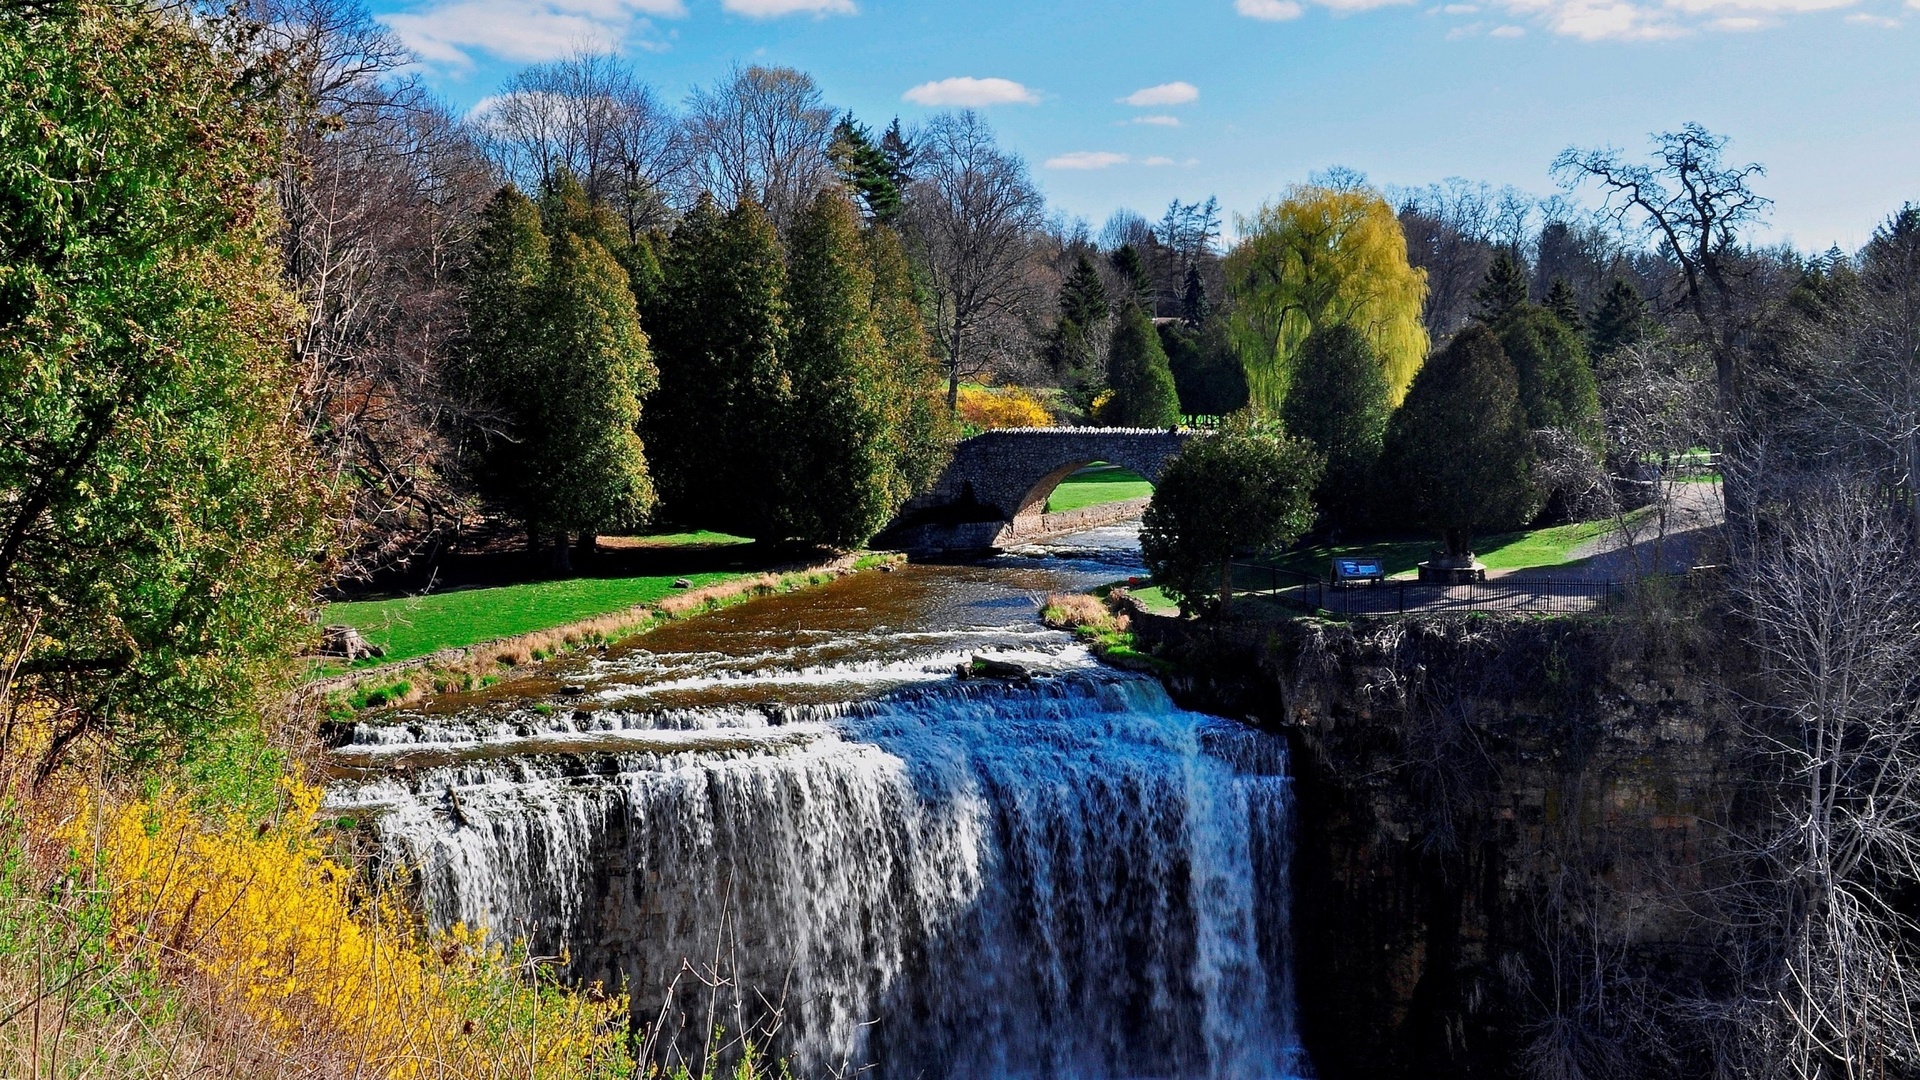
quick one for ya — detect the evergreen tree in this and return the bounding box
[866,224,954,497]
[829,114,904,225]
[521,232,657,553]
[460,186,550,514]
[646,197,792,538]
[1103,305,1182,427]
[619,230,665,318]
[1496,303,1602,442]
[782,189,903,547]
[541,168,628,255]
[1159,317,1249,419]
[1587,278,1646,358]
[1546,276,1583,332]
[879,118,916,189]
[1381,325,1535,558]
[1281,325,1390,526]
[1181,265,1210,327]
[1047,253,1110,389]
[1475,250,1531,323]
[1110,244,1155,312]
[1061,253,1111,327]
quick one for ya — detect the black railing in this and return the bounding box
[1227,562,1621,617]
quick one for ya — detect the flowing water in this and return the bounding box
[325,526,1311,1078]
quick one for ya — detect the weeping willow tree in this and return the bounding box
[1226,183,1429,411]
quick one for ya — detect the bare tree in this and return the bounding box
[1394,179,1533,337]
[1554,125,1771,418]
[252,0,497,575]
[902,111,1048,410]
[681,64,835,232]
[1735,485,1920,1079]
[476,50,681,238]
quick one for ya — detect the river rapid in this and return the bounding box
[324,526,1312,1079]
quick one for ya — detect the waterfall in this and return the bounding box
[330,672,1307,1079]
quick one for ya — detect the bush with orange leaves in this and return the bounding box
[955,386,1055,431]
[1,768,636,1079]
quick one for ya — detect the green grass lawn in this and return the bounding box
[1256,514,1643,580]
[1046,463,1153,513]
[323,570,744,665]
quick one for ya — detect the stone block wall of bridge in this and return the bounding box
[878,427,1199,552]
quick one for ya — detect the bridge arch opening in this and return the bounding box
[1000,460,1158,546]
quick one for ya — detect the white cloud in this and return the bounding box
[1490,21,1527,30]
[1046,151,1130,170]
[1120,81,1199,107]
[1132,114,1183,126]
[902,77,1038,106]
[1710,14,1768,26]
[1143,156,1177,166]
[722,0,854,16]
[1236,0,1306,19]
[1845,11,1900,22]
[1442,3,1479,10]
[1315,0,1419,10]
[382,0,682,64]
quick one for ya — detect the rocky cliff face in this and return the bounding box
[1138,608,1753,1079]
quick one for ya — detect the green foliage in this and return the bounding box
[1102,305,1182,427]
[1381,325,1537,557]
[0,0,337,773]
[1109,244,1155,311]
[1159,317,1250,419]
[782,189,910,547]
[1047,253,1111,391]
[1226,183,1429,410]
[865,225,954,498]
[830,115,905,225]
[647,198,794,538]
[1495,303,1602,441]
[1180,265,1210,327]
[1587,277,1646,358]
[1281,325,1390,526]
[1475,249,1531,322]
[461,181,658,541]
[1545,277,1583,331]
[1140,416,1323,616]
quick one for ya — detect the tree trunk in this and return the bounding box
[576,531,597,562]
[526,525,542,556]
[550,533,573,575]
[1217,560,1233,618]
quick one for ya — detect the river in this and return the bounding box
[324,525,1311,1079]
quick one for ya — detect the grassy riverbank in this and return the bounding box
[1046,464,1153,513]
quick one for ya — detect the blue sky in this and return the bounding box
[370,0,1919,252]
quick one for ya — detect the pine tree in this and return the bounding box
[1381,325,1536,558]
[646,197,792,538]
[1281,325,1389,526]
[1496,303,1602,442]
[1475,250,1531,323]
[1103,305,1182,427]
[1047,253,1110,389]
[782,189,902,547]
[1181,265,1210,327]
[1061,253,1111,327]
[1546,277,1583,332]
[1587,278,1645,359]
[829,115,904,225]
[1110,244,1155,312]
[879,118,916,189]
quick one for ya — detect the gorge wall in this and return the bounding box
[1137,602,1755,1079]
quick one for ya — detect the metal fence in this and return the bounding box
[1227,562,1622,618]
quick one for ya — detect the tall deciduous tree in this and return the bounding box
[1102,305,1182,428]
[902,110,1047,410]
[1226,183,1429,411]
[1140,417,1322,617]
[1381,325,1536,558]
[683,65,835,233]
[1282,325,1390,526]
[1,0,336,773]
[646,197,792,538]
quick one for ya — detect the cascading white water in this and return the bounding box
[326,551,1308,1078]
[330,672,1306,1079]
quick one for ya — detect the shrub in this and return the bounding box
[956,386,1055,430]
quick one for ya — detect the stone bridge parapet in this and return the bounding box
[879,427,1201,552]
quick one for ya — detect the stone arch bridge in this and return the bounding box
[877,427,1200,553]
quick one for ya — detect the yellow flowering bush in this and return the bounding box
[78,780,635,1080]
[956,386,1055,430]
